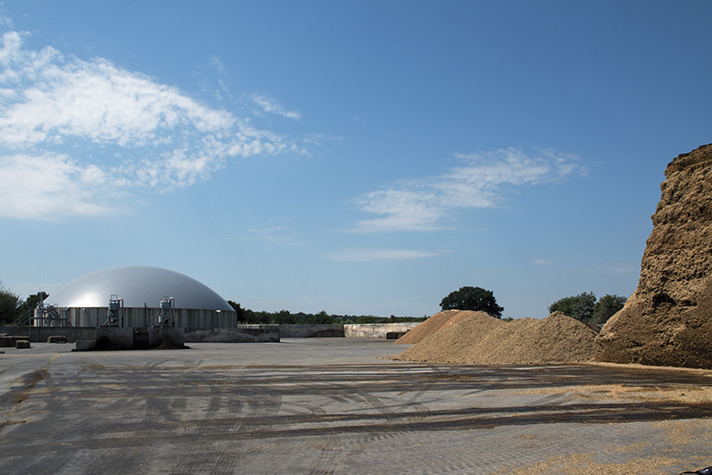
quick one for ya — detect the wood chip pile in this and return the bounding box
[393,311,598,365]
[393,310,492,344]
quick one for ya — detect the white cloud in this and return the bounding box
[0,152,115,220]
[251,94,301,120]
[0,29,302,220]
[327,248,439,262]
[0,12,12,30]
[354,189,444,232]
[351,148,582,233]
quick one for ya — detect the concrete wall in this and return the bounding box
[279,323,420,339]
[185,325,279,343]
[0,326,30,339]
[6,323,420,344]
[2,326,95,343]
[5,325,278,344]
[76,327,185,351]
[279,324,345,338]
[344,323,420,339]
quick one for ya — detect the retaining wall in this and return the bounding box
[279,324,345,338]
[185,325,279,343]
[344,323,420,339]
[75,327,185,351]
[2,326,95,343]
[279,323,420,338]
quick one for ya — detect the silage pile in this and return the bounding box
[393,311,598,365]
[596,143,712,369]
[394,310,492,344]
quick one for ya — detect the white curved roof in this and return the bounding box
[50,266,234,311]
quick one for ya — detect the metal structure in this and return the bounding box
[105,295,124,327]
[158,297,174,327]
[33,301,72,327]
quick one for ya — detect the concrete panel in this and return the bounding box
[0,327,31,342]
[279,324,345,338]
[344,323,419,339]
[26,327,96,343]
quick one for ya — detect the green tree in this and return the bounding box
[440,286,503,318]
[549,292,626,325]
[227,302,271,324]
[592,294,627,325]
[273,310,297,324]
[548,295,579,317]
[549,291,596,323]
[356,315,380,324]
[18,291,49,319]
[0,281,21,324]
[573,291,596,323]
[253,311,270,324]
[227,300,246,321]
[308,311,334,324]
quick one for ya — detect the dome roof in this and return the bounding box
[49,266,234,311]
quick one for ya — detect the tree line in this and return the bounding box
[226,301,427,325]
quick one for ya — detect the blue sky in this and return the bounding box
[1,1,711,319]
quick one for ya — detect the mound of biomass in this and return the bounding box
[394,312,597,365]
[596,144,712,369]
[394,310,492,344]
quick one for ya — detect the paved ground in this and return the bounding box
[1,338,712,474]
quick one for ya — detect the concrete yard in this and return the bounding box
[1,339,712,474]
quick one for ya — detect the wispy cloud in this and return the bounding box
[243,225,300,246]
[350,148,583,233]
[326,248,439,262]
[0,30,302,221]
[251,94,301,120]
[303,133,343,146]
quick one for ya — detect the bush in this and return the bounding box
[0,282,21,324]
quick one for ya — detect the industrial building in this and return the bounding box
[21,265,411,348]
[38,266,237,329]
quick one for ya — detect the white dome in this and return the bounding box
[50,266,234,311]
